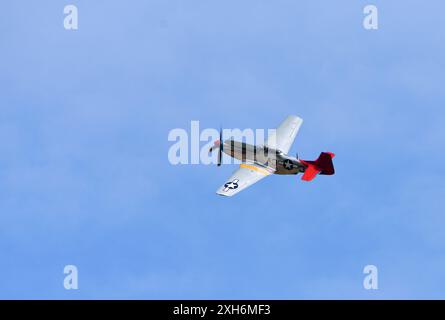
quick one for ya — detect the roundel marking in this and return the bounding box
[223,179,239,192]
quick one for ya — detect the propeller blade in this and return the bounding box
[218,127,223,166]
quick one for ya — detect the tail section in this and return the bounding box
[300,152,335,181]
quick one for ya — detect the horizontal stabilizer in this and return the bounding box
[301,166,321,181]
[300,152,335,182]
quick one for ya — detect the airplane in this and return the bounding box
[209,115,335,197]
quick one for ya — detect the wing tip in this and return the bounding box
[216,191,231,197]
[289,114,303,122]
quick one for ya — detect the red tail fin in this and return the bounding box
[300,152,335,181]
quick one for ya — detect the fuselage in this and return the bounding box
[222,140,306,175]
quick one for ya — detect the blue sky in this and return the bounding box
[1,0,445,299]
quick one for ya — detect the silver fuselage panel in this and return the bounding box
[222,140,305,175]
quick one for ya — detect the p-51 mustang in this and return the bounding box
[209,115,335,197]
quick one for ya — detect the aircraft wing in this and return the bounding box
[265,115,303,154]
[216,163,273,197]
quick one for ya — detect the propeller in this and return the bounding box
[209,127,223,166]
[217,127,223,166]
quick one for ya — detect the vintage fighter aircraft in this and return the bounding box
[209,115,335,197]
